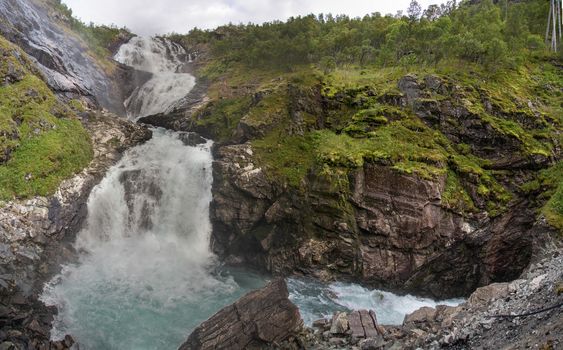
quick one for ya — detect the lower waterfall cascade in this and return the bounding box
[41,130,266,349]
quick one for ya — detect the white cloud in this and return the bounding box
[63,0,444,36]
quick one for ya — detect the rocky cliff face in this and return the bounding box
[0,112,151,349]
[141,38,560,299]
[0,0,134,114]
[210,142,547,298]
[186,69,558,299]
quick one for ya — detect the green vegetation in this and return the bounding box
[0,35,93,200]
[442,170,476,214]
[253,132,316,187]
[315,119,448,179]
[541,163,563,232]
[174,0,554,72]
[193,96,252,141]
[169,0,561,222]
[522,162,563,233]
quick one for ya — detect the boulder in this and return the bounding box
[179,278,302,350]
[403,306,437,325]
[330,312,349,335]
[177,132,207,147]
[397,74,421,105]
[467,282,509,307]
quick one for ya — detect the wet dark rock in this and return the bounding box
[179,278,302,350]
[0,0,133,114]
[138,80,210,134]
[119,169,163,231]
[178,132,207,146]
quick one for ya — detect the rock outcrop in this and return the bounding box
[210,141,545,298]
[0,111,151,349]
[127,41,552,299]
[393,250,562,349]
[137,79,210,133]
[0,0,134,114]
[179,278,302,350]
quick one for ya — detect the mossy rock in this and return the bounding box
[0,35,93,200]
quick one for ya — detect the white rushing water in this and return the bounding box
[41,130,266,349]
[287,278,464,326]
[114,36,195,119]
[41,37,266,349]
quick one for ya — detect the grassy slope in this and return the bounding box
[187,55,562,225]
[0,35,93,200]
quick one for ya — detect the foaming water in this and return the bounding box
[41,130,266,349]
[114,37,195,119]
[287,277,464,326]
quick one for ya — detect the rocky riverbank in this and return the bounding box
[0,111,151,349]
[297,246,562,350]
[179,246,562,350]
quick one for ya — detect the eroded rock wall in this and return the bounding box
[210,142,547,298]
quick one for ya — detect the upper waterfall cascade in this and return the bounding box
[114,37,196,119]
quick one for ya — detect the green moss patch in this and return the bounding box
[528,162,563,232]
[0,35,93,200]
[241,91,288,128]
[315,119,448,179]
[442,170,477,213]
[193,96,252,141]
[0,119,92,199]
[252,130,316,188]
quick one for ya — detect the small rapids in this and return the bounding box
[287,278,464,327]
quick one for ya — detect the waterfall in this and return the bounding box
[41,37,266,350]
[114,37,196,119]
[41,130,266,349]
[41,36,463,350]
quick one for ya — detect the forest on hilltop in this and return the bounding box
[171,0,559,72]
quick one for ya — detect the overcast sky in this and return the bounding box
[63,0,444,36]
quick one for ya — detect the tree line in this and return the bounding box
[172,0,557,72]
